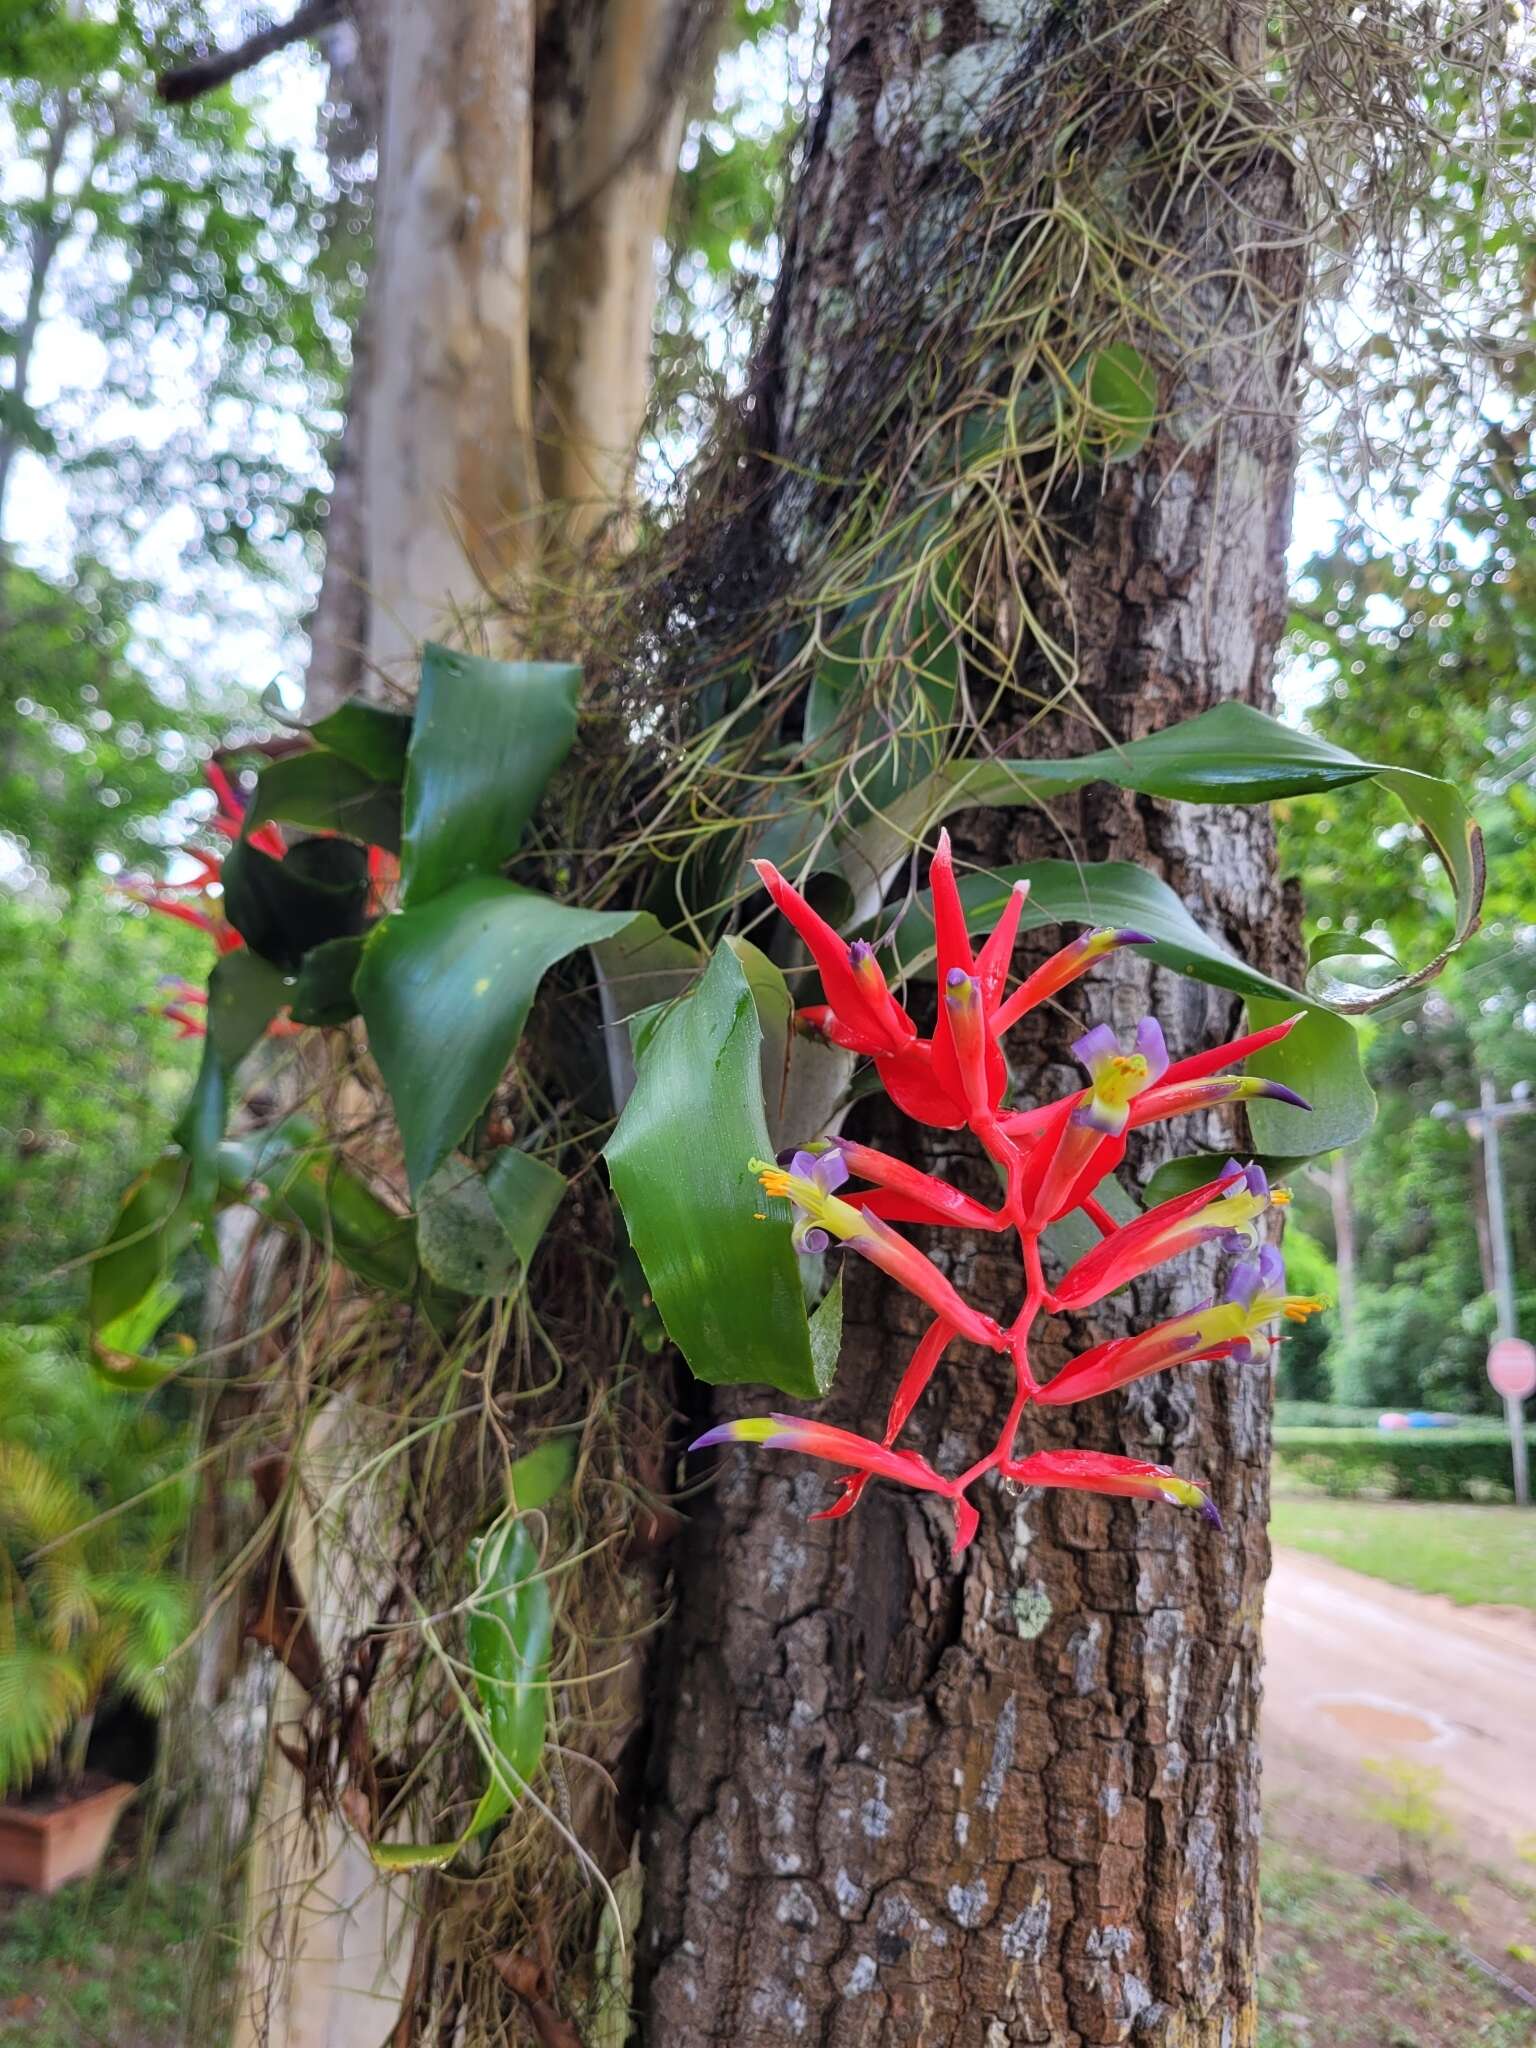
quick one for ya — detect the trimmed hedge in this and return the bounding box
[1272,1424,1535,1503]
[1273,1402,1399,1430]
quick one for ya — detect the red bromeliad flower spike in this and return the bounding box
[121,760,396,1040]
[696,840,1323,1556]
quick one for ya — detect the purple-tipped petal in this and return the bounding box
[1117,930,1155,946]
[1224,1260,1262,1310]
[1257,1243,1285,1293]
[1200,1496,1224,1530]
[1073,1022,1119,1071]
[1243,1162,1269,1199]
[1259,1082,1311,1111]
[1136,1015,1169,1082]
[689,1423,739,1452]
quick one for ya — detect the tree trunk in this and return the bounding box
[1329,1152,1356,1340]
[0,95,73,531]
[638,6,1304,2042]
[305,0,706,706]
[228,2,710,2040]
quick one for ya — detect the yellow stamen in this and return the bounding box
[1282,1295,1327,1322]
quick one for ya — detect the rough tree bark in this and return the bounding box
[637,6,1305,2044]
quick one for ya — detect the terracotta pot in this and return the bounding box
[0,1776,136,1893]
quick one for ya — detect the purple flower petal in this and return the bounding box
[1224,1260,1262,1310]
[1136,1015,1169,1083]
[1073,1022,1119,1072]
[689,1423,737,1451]
[1259,1082,1311,1110]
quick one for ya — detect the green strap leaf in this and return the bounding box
[288,934,366,1027]
[507,1437,576,1515]
[400,644,581,907]
[243,748,402,852]
[373,1516,555,1870]
[304,699,413,782]
[604,943,842,1399]
[355,879,636,1195]
[920,703,1482,1008]
[1082,342,1158,463]
[416,1148,567,1296]
[221,835,371,970]
[88,1156,202,1384]
[217,1118,420,1296]
[205,949,292,1061]
[484,1147,568,1273]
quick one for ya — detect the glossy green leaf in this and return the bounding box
[416,1149,567,1298]
[507,1437,576,1514]
[87,1156,201,1375]
[1138,992,1381,1202]
[415,1161,527,1295]
[1083,342,1158,462]
[356,879,636,1195]
[217,1118,420,1295]
[1304,929,1401,1004]
[90,1283,191,1392]
[244,748,402,852]
[305,699,413,782]
[172,951,291,1211]
[373,1518,554,1870]
[922,703,1482,1006]
[604,943,841,1398]
[400,644,581,907]
[725,934,850,1150]
[1244,996,1377,1160]
[591,912,702,1109]
[205,949,291,1061]
[484,1147,568,1273]
[288,934,365,1027]
[221,835,371,970]
[171,1038,232,1215]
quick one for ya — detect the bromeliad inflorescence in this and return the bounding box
[691,834,1325,1556]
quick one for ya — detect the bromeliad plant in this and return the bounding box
[689,838,1326,1555]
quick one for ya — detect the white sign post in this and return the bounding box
[1488,1336,1535,1509]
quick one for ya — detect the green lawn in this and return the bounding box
[0,1870,221,2048]
[1270,1493,1536,1610]
[1259,1838,1536,2047]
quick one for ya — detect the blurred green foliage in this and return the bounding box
[0,1320,194,1795]
[1272,1425,1536,1502]
[1279,387,1536,1413]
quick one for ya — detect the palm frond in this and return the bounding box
[0,1642,89,1797]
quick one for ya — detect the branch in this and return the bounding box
[156,0,344,104]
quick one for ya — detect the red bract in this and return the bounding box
[121,760,392,1040]
[694,842,1321,1557]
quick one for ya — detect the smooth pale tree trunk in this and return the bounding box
[638,5,1303,2043]
[231,2,706,2040]
[305,0,700,709]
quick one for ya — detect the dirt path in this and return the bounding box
[1262,1546,1536,1856]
